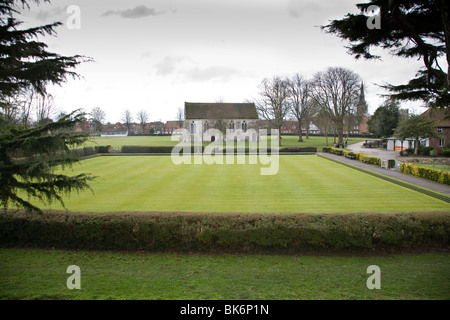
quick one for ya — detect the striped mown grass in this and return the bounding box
[31,155,450,213]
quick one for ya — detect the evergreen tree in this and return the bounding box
[367,100,401,138]
[0,111,95,212]
[0,0,94,213]
[0,0,88,101]
[322,0,449,108]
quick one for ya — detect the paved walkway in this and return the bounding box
[347,141,403,161]
[318,151,450,197]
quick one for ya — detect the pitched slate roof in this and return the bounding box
[184,102,258,120]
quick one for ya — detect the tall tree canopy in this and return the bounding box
[311,67,362,145]
[322,0,449,108]
[367,99,401,138]
[393,114,441,155]
[1,0,94,213]
[0,0,88,102]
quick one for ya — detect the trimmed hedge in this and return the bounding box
[400,163,450,185]
[322,147,382,166]
[120,146,315,154]
[0,210,448,253]
[279,147,317,153]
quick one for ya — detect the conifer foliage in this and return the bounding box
[1,1,94,213]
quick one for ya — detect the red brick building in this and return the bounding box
[422,108,450,150]
[164,121,182,134]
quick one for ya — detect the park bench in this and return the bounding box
[345,152,356,160]
[362,156,372,164]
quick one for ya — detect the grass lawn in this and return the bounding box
[0,248,448,300]
[34,155,449,213]
[83,135,365,151]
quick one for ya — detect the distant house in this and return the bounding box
[184,102,259,142]
[164,121,182,134]
[421,108,450,150]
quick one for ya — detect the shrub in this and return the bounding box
[400,163,450,185]
[441,148,450,157]
[279,147,316,153]
[0,211,448,253]
[121,145,200,153]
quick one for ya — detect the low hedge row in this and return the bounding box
[400,163,450,185]
[322,147,382,166]
[70,146,110,157]
[120,146,316,154]
[0,210,448,253]
[279,147,317,153]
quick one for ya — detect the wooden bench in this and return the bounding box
[362,156,372,164]
[345,152,356,160]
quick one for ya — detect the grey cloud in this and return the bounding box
[101,5,164,19]
[35,6,67,21]
[154,56,186,76]
[287,0,322,18]
[183,66,240,82]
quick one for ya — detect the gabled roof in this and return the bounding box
[421,108,450,127]
[184,102,258,120]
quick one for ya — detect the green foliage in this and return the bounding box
[322,147,381,166]
[1,211,448,253]
[400,163,450,185]
[394,115,441,155]
[321,0,449,107]
[0,111,96,213]
[0,0,89,99]
[442,148,450,157]
[367,100,401,137]
[121,145,202,153]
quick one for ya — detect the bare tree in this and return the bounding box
[311,67,361,145]
[137,109,149,134]
[35,93,59,125]
[255,76,290,146]
[176,107,184,128]
[122,109,133,135]
[19,89,35,128]
[287,74,312,142]
[90,107,106,133]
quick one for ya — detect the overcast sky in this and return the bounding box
[18,0,432,123]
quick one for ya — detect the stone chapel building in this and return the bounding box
[183,102,259,142]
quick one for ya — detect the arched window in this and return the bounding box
[204,121,209,132]
[229,122,235,130]
[190,121,196,134]
[242,121,247,133]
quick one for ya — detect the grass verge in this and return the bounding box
[0,248,449,300]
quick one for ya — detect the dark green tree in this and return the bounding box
[322,0,450,108]
[393,114,441,155]
[1,0,94,213]
[0,0,88,101]
[368,100,401,137]
[0,111,95,212]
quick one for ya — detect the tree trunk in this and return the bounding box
[297,119,303,142]
[278,125,282,146]
[415,137,419,155]
[337,121,344,145]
